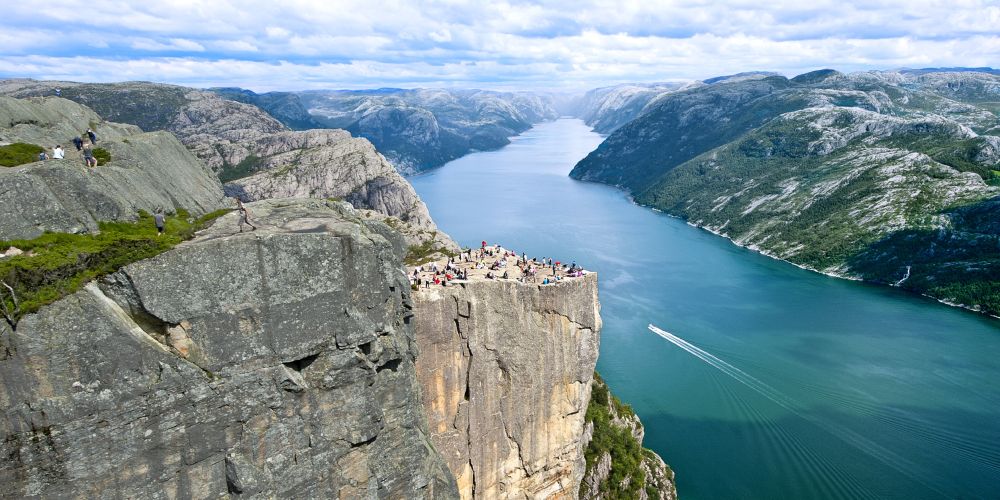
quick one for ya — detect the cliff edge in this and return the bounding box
[411,257,601,498]
[0,199,457,498]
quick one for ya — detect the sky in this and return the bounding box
[1,0,998,92]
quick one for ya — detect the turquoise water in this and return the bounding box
[409,119,1000,499]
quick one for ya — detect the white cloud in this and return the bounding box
[131,38,206,52]
[0,0,998,90]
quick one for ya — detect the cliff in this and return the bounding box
[0,81,441,237]
[571,69,1000,316]
[409,256,601,498]
[0,198,457,498]
[0,96,226,240]
[579,374,676,500]
[301,88,559,174]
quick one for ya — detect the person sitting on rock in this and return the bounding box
[236,199,257,232]
[72,136,83,151]
[53,145,64,159]
[38,151,48,161]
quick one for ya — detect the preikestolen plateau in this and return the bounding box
[1,2,999,498]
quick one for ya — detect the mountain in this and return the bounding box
[570,69,1000,315]
[209,87,323,130]
[0,79,445,247]
[0,95,225,240]
[299,88,559,173]
[574,72,781,135]
[573,83,690,135]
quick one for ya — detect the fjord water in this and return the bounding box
[409,119,1000,499]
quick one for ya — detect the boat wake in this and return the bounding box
[647,323,956,499]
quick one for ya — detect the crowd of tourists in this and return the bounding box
[34,128,99,167]
[409,241,588,289]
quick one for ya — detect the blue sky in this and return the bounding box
[1,0,998,91]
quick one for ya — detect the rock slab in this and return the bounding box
[412,275,601,498]
[0,199,458,499]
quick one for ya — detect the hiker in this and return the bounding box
[236,199,257,232]
[82,143,96,168]
[38,151,48,161]
[55,88,61,96]
[154,209,166,236]
[53,145,64,159]
[72,136,83,151]
[87,128,97,144]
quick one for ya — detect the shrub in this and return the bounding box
[579,372,658,499]
[0,143,44,167]
[0,208,231,327]
[92,147,111,166]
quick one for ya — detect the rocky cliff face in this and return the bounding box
[221,129,446,242]
[411,274,601,498]
[301,88,559,173]
[579,375,675,500]
[0,80,442,239]
[0,96,226,240]
[0,198,458,498]
[572,69,1000,316]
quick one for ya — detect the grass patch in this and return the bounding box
[0,143,44,167]
[92,147,111,166]
[219,153,262,183]
[404,237,455,266]
[580,372,659,499]
[0,208,232,327]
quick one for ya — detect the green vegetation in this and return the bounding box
[579,372,668,499]
[0,143,44,167]
[0,209,231,328]
[57,85,191,132]
[219,153,262,183]
[404,237,456,266]
[92,147,111,166]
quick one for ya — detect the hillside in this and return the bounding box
[570,69,1000,315]
[300,88,559,173]
[573,72,780,135]
[0,79,446,247]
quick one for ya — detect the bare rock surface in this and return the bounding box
[0,198,458,499]
[412,270,601,498]
[0,96,225,240]
[0,81,447,249]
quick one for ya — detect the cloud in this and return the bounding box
[130,38,206,52]
[0,0,998,90]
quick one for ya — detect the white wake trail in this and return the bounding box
[647,324,951,499]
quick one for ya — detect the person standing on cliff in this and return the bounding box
[82,143,95,168]
[237,199,257,232]
[87,128,97,144]
[154,209,166,236]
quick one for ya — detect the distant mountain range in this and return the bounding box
[210,87,560,174]
[570,68,1000,316]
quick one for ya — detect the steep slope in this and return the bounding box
[210,87,323,130]
[0,80,440,238]
[300,89,559,173]
[573,73,780,135]
[413,272,600,498]
[580,374,676,500]
[572,69,1000,315]
[0,96,225,240]
[0,198,458,498]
